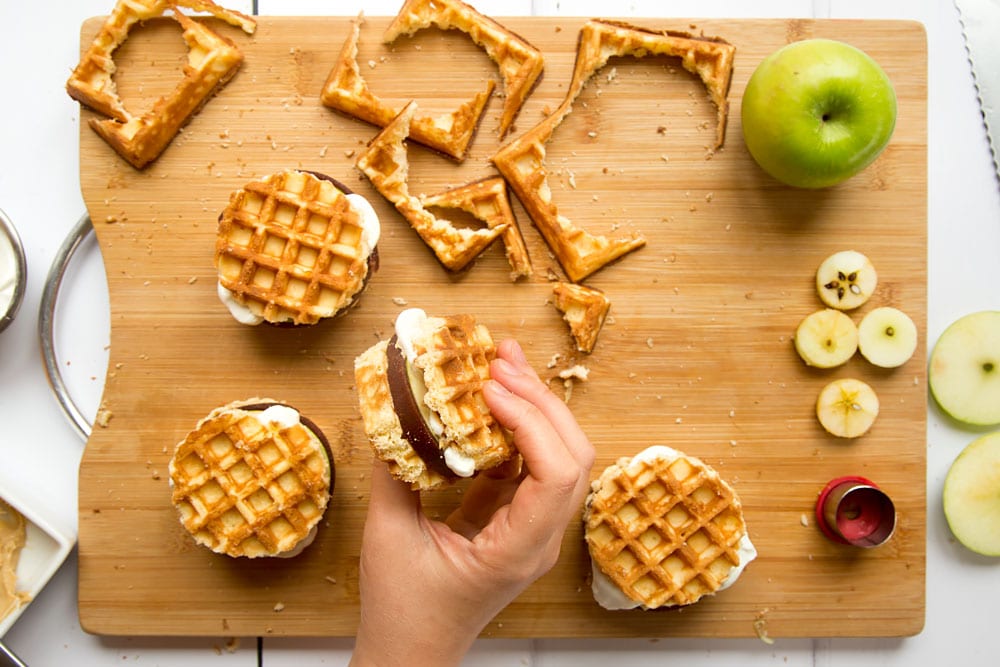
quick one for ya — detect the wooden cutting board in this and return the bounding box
[76,15,927,638]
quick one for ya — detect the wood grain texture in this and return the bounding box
[76,15,927,638]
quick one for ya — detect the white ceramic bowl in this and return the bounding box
[0,207,27,334]
[0,485,74,637]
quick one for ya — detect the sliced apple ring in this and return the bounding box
[858,306,918,368]
[794,308,858,368]
[815,378,879,438]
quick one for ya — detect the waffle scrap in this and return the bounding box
[168,399,332,558]
[354,313,515,490]
[384,0,545,139]
[214,170,378,326]
[584,448,749,608]
[552,282,611,353]
[66,0,256,168]
[492,20,736,282]
[355,101,507,272]
[421,177,532,280]
[321,13,493,161]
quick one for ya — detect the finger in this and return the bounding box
[481,381,590,548]
[366,460,421,530]
[495,338,541,380]
[489,348,594,469]
[445,474,520,539]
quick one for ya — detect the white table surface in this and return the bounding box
[1,0,997,664]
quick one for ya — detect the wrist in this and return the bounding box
[350,615,474,667]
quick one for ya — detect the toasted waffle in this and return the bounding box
[168,399,332,558]
[355,101,507,272]
[354,311,515,490]
[321,13,493,161]
[66,0,256,168]
[552,282,611,353]
[214,169,379,326]
[421,177,532,280]
[492,20,736,282]
[569,21,736,150]
[384,0,545,139]
[584,446,753,609]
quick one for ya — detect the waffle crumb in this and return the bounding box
[753,609,775,645]
[95,406,114,428]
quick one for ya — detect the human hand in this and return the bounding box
[350,339,595,667]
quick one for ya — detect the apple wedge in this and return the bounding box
[929,311,1000,426]
[943,431,1000,556]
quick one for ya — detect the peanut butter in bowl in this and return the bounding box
[0,498,30,623]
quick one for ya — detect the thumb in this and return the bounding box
[366,460,421,527]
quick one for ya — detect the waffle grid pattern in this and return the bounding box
[215,171,370,325]
[585,454,746,608]
[170,407,331,558]
[413,315,512,467]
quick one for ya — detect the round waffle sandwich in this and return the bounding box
[354,308,516,490]
[168,399,334,558]
[214,169,380,326]
[584,445,756,610]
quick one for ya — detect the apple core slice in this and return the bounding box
[929,311,1000,426]
[942,431,1000,556]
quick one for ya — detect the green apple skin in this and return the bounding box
[741,38,897,189]
[929,311,1000,426]
[943,431,1000,557]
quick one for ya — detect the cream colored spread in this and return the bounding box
[0,498,30,621]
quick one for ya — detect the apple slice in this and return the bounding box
[794,308,858,368]
[929,311,1000,426]
[815,378,879,438]
[942,431,1000,556]
[858,306,918,368]
[815,250,878,311]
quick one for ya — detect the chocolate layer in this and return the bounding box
[385,335,457,480]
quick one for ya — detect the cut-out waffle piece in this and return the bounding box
[356,101,508,272]
[321,14,494,161]
[384,0,545,139]
[552,282,611,353]
[66,0,256,169]
[493,20,736,283]
[570,20,736,150]
[421,177,532,280]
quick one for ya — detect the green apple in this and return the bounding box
[929,311,1000,426]
[741,38,897,189]
[942,431,1000,556]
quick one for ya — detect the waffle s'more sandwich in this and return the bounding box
[168,399,334,558]
[214,169,380,326]
[584,446,756,609]
[354,308,516,490]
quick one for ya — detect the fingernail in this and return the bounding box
[493,357,522,377]
[508,340,528,365]
[485,378,513,396]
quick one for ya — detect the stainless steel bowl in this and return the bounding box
[0,207,27,334]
